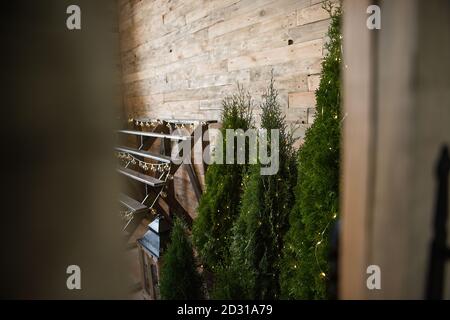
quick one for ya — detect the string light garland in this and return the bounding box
[119,160,172,228]
[305,2,341,283]
[120,209,133,221]
[116,152,171,173]
[313,212,338,280]
[117,149,172,228]
[127,117,207,130]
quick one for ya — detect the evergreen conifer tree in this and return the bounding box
[280,3,342,299]
[192,86,253,273]
[160,218,203,300]
[214,78,296,299]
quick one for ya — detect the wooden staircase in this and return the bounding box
[117,117,216,235]
[118,118,217,298]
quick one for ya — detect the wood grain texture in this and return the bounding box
[119,0,328,124]
[118,0,330,218]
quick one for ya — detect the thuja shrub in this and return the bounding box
[160,218,203,300]
[214,78,296,299]
[192,85,253,273]
[280,3,342,299]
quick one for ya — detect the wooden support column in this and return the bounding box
[341,0,450,299]
[185,163,202,202]
[340,0,377,300]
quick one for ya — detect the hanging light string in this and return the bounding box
[312,5,343,280]
[146,170,172,217]
[116,152,171,173]
[119,162,173,227]
[314,212,338,279]
[120,209,133,222]
[128,117,207,130]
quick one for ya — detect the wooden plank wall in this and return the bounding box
[118,0,333,219]
[118,0,333,138]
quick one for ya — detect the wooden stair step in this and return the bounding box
[118,129,190,141]
[116,146,171,163]
[119,193,147,213]
[117,167,165,187]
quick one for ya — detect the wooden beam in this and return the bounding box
[185,163,202,202]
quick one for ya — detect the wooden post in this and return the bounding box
[340,0,377,299]
[341,0,450,299]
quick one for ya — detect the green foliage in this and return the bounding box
[160,218,203,300]
[214,78,296,299]
[192,86,253,272]
[280,4,342,299]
